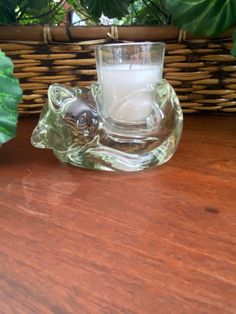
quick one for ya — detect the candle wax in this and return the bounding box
[97,64,162,123]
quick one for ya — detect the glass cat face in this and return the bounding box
[31,84,99,153]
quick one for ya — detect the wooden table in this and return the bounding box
[1,116,236,314]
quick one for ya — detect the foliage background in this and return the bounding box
[0,0,171,26]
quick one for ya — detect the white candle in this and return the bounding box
[97,64,162,123]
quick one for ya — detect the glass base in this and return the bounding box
[31,80,183,172]
[65,131,178,171]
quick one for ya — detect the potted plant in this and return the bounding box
[163,0,236,56]
[0,51,22,147]
[80,0,236,56]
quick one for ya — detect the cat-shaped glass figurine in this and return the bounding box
[31,79,183,171]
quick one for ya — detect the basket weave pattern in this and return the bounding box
[1,30,235,114]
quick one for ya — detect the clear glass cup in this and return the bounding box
[95,42,165,134]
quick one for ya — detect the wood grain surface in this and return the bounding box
[0,116,236,314]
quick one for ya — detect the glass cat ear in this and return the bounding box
[48,84,76,111]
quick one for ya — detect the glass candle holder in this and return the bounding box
[95,42,165,128]
[31,42,183,172]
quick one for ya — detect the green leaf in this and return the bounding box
[80,0,130,19]
[0,51,22,146]
[232,30,236,57]
[27,0,48,10]
[0,0,18,23]
[163,0,236,36]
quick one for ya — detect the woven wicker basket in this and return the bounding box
[0,25,235,114]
